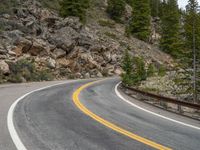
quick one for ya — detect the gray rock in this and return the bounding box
[14,37,32,53]
[106,65,115,74]
[29,39,48,56]
[14,8,29,18]
[0,55,7,59]
[84,72,90,79]
[53,48,66,59]
[0,18,28,33]
[77,37,92,49]
[8,50,16,56]
[111,54,118,62]
[56,17,82,31]
[114,68,122,75]
[97,72,103,78]
[2,14,10,19]
[7,30,24,40]
[75,72,82,79]
[0,60,10,74]
[49,27,78,53]
[47,58,56,69]
[43,17,59,27]
[0,48,7,55]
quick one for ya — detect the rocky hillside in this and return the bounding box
[0,0,174,83]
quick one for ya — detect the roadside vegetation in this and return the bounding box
[1,59,53,83]
[122,49,166,86]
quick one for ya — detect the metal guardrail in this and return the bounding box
[122,84,200,110]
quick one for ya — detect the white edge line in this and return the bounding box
[115,82,200,130]
[7,80,77,150]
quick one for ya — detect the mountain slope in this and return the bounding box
[0,0,174,83]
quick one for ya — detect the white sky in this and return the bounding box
[178,0,200,9]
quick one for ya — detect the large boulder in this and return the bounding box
[29,39,48,56]
[14,38,32,56]
[48,27,78,53]
[0,60,10,74]
[14,38,49,56]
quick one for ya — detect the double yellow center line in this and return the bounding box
[72,80,172,150]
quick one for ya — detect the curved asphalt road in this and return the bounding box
[2,78,200,150]
[0,80,67,150]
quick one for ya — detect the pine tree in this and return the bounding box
[128,0,151,41]
[59,0,89,22]
[160,0,182,58]
[107,0,126,22]
[122,49,134,86]
[122,49,147,86]
[133,57,147,81]
[150,0,161,17]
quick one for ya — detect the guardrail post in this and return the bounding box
[177,105,182,114]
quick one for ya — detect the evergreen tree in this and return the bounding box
[128,0,151,41]
[122,49,134,86]
[150,0,162,17]
[160,0,182,58]
[133,57,147,81]
[107,0,126,22]
[59,0,89,22]
[122,49,147,86]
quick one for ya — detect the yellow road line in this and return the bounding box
[72,80,172,150]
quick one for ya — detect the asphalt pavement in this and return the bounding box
[1,78,200,150]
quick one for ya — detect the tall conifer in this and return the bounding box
[129,0,151,41]
[160,0,182,58]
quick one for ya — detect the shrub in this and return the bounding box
[9,59,35,75]
[8,59,53,83]
[133,56,147,81]
[36,69,53,81]
[40,0,61,10]
[107,0,126,22]
[147,63,156,77]
[158,65,166,77]
[122,50,147,86]
[121,49,134,86]
[7,74,23,83]
[125,25,132,38]
[98,19,115,28]
[0,0,19,14]
[104,32,117,39]
[59,0,90,22]
[0,70,4,84]
[0,24,5,32]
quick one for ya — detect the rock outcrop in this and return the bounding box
[0,0,175,82]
